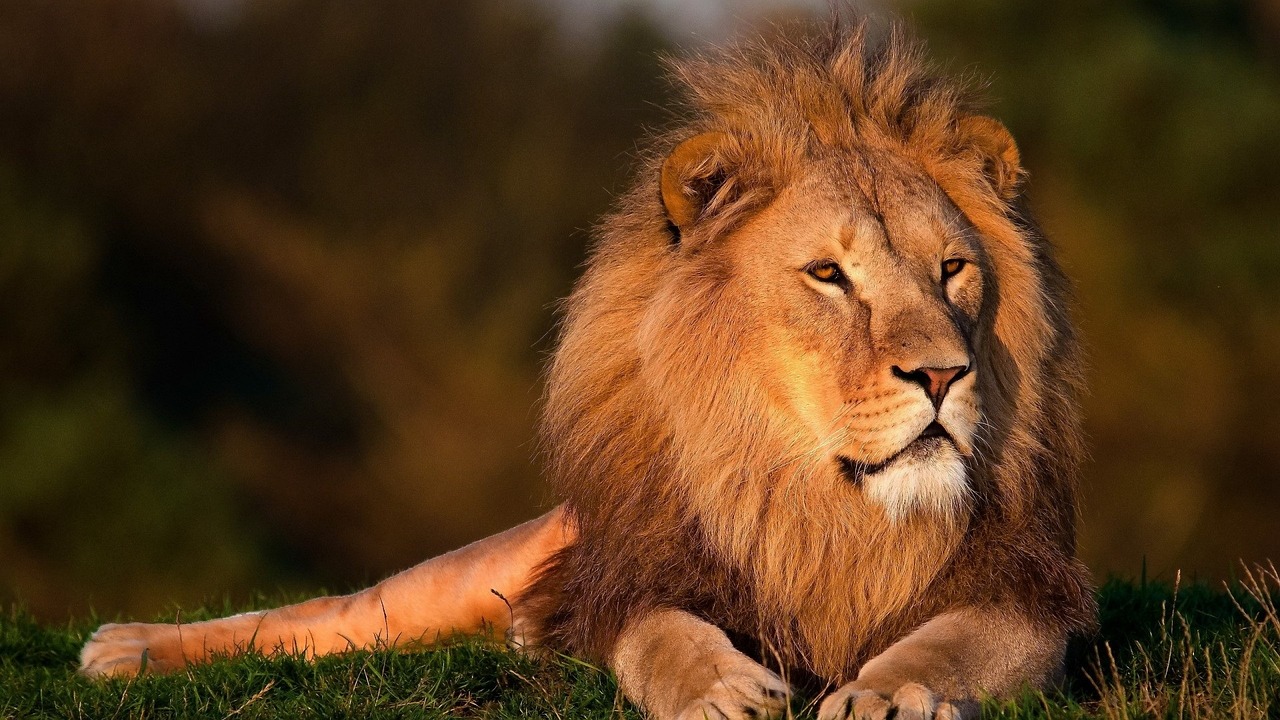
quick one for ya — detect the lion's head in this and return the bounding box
[530,23,1092,680]
[649,133,988,523]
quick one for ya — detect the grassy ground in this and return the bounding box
[3,567,1278,719]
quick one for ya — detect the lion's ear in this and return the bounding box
[957,116,1023,201]
[660,132,733,238]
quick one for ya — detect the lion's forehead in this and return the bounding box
[761,160,969,255]
[739,168,974,296]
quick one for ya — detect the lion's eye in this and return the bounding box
[807,261,845,285]
[941,258,967,281]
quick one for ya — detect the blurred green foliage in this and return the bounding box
[0,0,1277,620]
[0,0,674,617]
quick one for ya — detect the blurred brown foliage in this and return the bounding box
[0,0,1277,620]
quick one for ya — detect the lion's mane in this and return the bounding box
[519,22,1095,682]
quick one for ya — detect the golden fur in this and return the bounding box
[520,21,1093,686]
[81,20,1094,720]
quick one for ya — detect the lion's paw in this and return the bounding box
[817,682,977,720]
[79,622,187,678]
[674,660,790,720]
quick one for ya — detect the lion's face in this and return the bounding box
[738,157,983,518]
[641,150,989,521]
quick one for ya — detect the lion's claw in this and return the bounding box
[675,663,790,720]
[818,682,975,720]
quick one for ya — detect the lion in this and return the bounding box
[79,21,1096,720]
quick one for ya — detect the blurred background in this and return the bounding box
[1,0,1278,621]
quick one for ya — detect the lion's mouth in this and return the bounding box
[838,422,954,485]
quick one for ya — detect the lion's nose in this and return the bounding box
[892,364,970,409]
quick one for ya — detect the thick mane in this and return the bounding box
[653,22,1008,243]
[672,22,975,163]
[521,21,1095,683]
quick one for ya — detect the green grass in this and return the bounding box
[3,566,1278,719]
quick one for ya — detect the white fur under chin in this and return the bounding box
[864,443,969,521]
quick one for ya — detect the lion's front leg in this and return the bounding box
[818,607,1065,720]
[610,610,790,720]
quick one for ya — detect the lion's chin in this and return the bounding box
[842,437,969,521]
